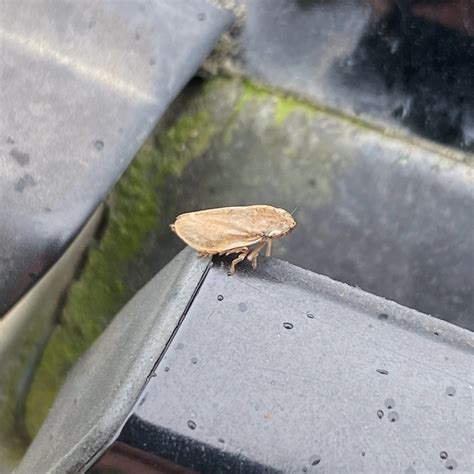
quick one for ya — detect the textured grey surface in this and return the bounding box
[16,250,474,472]
[16,247,209,474]
[125,256,474,473]
[0,0,233,315]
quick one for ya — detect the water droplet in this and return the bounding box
[434,331,440,336]
[388,411,399,422]
[376,369,389,375]
[309,455,321,466]
[217,294,224,301]
[361,451,366,457]
[346,57,355,68]
[15,174,36,192]
[302,468,308,473]
[405,467,416,474]
[377,410,384,419]
[384,398,395,409]
[151,372,157,377]
[10,148,30,166]
[378,313,389,320]
[446,386,456,397]
[440,452,448,460]
[93,139,104,151]
[197,12,206,21]
[164,367,169,372]
[445,459,457,470]
[149,58,156,66]
[187,420,196,430]
[238,302,247,312]
[191,357,198,365]
[218,437,225,443]
[306,313,315,319]
[283,322,294,329]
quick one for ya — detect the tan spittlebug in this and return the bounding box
[170,205,296,274]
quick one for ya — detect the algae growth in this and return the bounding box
[24,106,217,437]
[237,80,315,126]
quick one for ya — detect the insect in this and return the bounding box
[170,205,297,274]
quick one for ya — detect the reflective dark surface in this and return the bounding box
[242,0,474,152]
[90,440,195,474]
[91,417,279,474]
[349,0,474,148]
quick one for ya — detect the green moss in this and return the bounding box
[235,78,379,132]
[0,316,45,468]
[273,95,315,125]
[232,80,315,127]
[25,107,216,437]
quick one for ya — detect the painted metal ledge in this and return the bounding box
[17,248,474,473]
[0,0,233,315]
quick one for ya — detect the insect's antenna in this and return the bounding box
[290,206,299,217]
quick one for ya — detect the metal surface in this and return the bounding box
[18,249,471,473]
[16,248,210,474]
[98,257,473,473]
[239,0,474,152]
[0,0,233,315]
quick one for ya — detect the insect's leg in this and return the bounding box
[247,241,267,269]
[265,239,272,257]
[229,248,249,275]
[224,246,247,256]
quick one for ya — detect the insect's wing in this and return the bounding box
[172,207,264,254]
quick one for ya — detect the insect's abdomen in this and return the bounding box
[172,213,262,253]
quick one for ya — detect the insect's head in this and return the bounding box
[268,207,297,238]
